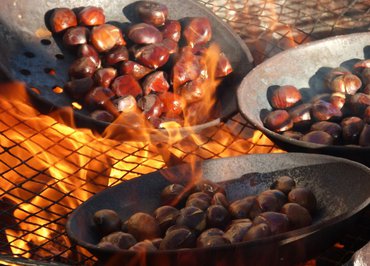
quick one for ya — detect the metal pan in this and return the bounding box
[66,153,370,266]
[0,0,253,135]
[237,32,370,166]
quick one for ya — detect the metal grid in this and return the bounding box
[0,0,369,265]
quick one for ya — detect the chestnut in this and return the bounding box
[111,75,142,98]
[172,47,201,89]
[94,68,117,88]
[206,205,230,229]
[77,44,101,68]
[91,24,126,53]
[129,240,157,252]
[330,92,346,110]
[161,184,186,207]
[97,241,119,249]
[341,116,365,144]
[114,95,137,113]
[261,189,287,207]
[264,110,293,132]
[128,23,163,44]
[142,71,169,95]
[49,8,77,33]
[176,206,206,232]
[104,46,129,66]
[330,73,362,95]
[198,228,224,240]
[288,187,317,214]
[282,131,303,140]
[228,196,256,219]
[310,121,342,141]
[161,20,181,42]
[288,103,312,125]
[243,223,271,241]
[151,238,163,249]
[78,6,105,26]
[188,192,212,204]
[216,52,233,78]
[364,106,370,123]
[311,100,342,121]
[159,38,179,54]
[364,84,370,95]
[120,60,153,80]
[211,192,229,208]
[165,224,189,236]
[270,176,296,195]
[192,179,225,196]
[300,131,334,145]
[158,92,185,118]
[63,26,89,46]
[196,235,230,248]
[253,212,289,235]
[93,209,121,236]
[281,203,312,229]
[136,1,169,27]
[223,220,252,243]
[68,57,97,79]
[64,76,94,99]
[100,231,137,249]
[138,94,163,120]
[249,192,284,219]
[160,228,196,250]
[183,17,212,48]
[85,87,115,109]
[186,197,210,211]
[134,43,170,69]
[126,212,161,241]
[270,85,302,109]
[349,93,370,115]
[359,124,370,146]
[153,205,180,233]
[180,78,206,104]
[90,110,115,122]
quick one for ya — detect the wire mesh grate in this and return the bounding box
[0,0,370,265]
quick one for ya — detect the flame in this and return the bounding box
[0,43,282,263]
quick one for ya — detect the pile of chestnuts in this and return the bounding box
[93,175,316,251]
[263,63,370,146]
[48,1,233,127]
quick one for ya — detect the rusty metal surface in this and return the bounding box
[0,0,369,265]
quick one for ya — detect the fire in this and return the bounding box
[0,44,282,263]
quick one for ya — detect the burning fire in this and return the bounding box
[0,45,281,263]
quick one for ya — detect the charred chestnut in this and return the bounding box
[161,184,186,207]
[93,209,121,236]
[264,110,293,132]
[206,205,230,229]
[91,24,125,53]
[78,6,105,26]
[288,187,317,214]
[136,1,169,27]
[270,176,296,195]
[211,192,229,208]
[63,26,89,46]
[300,131,334,145]
[128,23,163,44]
[50,8,77,33]
[100,231,137,249]
[176,206,206,232]
[243,223,271,241]
[281,203,312,229]
[270,85,302,109]
[153,205,180,233]
[160,228,196,250]
[126,212,161,241]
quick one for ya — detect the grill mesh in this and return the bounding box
[1,0,370,265]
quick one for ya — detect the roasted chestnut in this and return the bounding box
[228,196,256,219]
[249,192,284,219]
[196,235,230,248]
[158,92,185,118]
[136,1,169,27]
[206,205,230,229]
[114,95,137,113]
[129,240,157,252]
[85,86,115,109]
[270,85,302,109]
[288,187,317,214]
[91,24,125,53]
[359,124,370,146]
[153,205,180,233]
[330,73,362,95]
[186,197,210,211]
[364,106,370,123]
[104,46,129,66]
[120,60,153,80]
[151,238,163,249]
[211,192,229,208]
[159,228,196,250]
[349,93,370,116]
[77,44,101,68]
[311,100,342,121]
[183,17,212,48]
[138,94,164,120]
[192,179,225,196]
[172,47,201,89]
[264,110,293,132]
[159,38,178,54]
[253,212,289,235]
[300,131,334,145]
[63,26,89,46]
[341,116,365,144]
[68,57,97,79]
[134,44,170,69]
[310,121,342,141]
[281,203,312,229]
[288,103,312,125]
[176,206,206,232]
[330,92,346,110]
[161,20,181,42]
[198,228,224,240]
[142,71,169,95]
[111,75,142,98]
[49,8,77,33]
[78,6,105,26]
[224,220,252,243]
[243,223,271,241]
[188,192,212,203]
[161,184,186,207]
[282,131,303,140]
[64,76,94,99]
[94,68,117,88]
[126,212,161,241]
[128,23,163,44]
[100,231,137,249]
[93,209,121,236]
[270,176,296,195]
[216,52,233,78]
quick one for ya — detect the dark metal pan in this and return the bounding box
[66,153,370,266]
[0,0,253,135]
[237,32,370,166]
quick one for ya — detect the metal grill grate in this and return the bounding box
[0,0,370,265]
